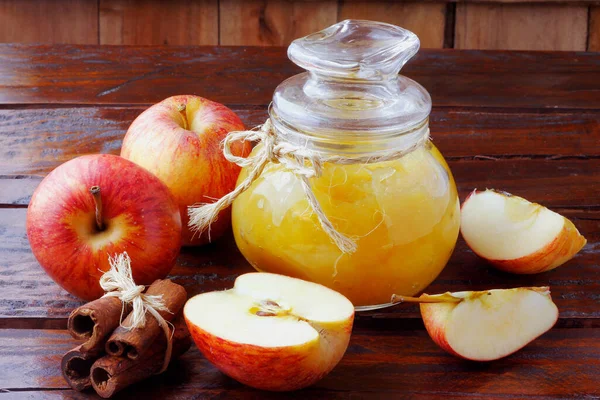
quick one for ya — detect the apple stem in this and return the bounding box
[391,293,463,304]
[90,186,104,231]
[177,103,188,130]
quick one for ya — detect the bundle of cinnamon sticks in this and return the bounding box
[61,279,191,398]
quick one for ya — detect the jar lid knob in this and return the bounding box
[288,19,420,81]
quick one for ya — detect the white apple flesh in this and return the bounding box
[394,287,559,361]
[184,273,354,391]
[461,189,586,274]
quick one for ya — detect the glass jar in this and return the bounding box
[231,20,460,308]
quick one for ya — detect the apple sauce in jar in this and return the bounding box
[229,20,460,308]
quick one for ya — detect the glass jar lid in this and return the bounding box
[270,20,431,141]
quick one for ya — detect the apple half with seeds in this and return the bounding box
[393,287,559,361]
[184,273,354,391]
[460,189,586,274]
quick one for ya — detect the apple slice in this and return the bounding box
[183,273,354,391]
[461,189,586,274]
[393,287,559,361]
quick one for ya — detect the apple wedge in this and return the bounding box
[184,273,354,391]
[393,287,559,361]
[461,189,586,274]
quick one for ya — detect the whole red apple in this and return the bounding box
[26,154,182,301]
[121,95,249,246]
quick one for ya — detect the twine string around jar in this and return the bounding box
[99,252,174,374]
[188,118,430,254]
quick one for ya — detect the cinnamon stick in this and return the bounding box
[61,344,103,391]
[105,279,187,359]
[91,318,191,398]
[68,296,127,354]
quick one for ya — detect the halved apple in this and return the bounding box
[461,189,586,274]
[393,287,559,361]
[183,273,354,391]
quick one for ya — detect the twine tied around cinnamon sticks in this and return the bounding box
[188,118,430,254]
[99,252,173,374]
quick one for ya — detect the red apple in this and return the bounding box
[121,95,250,246]
[184,273,354,391]
[26,154,182,301]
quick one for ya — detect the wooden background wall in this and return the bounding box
[0,0,598,51]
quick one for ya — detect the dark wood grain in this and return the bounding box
[1,207,597,326]
[0,176,38,207]
[1,106,599,177]
[1,47,599,399]
[0,106,259,177]
[455,3,588,51]
[0,0,99,45]
[99,0,219,46]
[1,45,600,109]
[2,159,599,210]
[337,1,447,48]
[1,328,599,398]
[1,106,599,210]
[219,0,337,47]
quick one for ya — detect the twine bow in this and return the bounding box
[188,118,430,254]
[100,252,173,374]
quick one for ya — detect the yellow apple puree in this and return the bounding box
[232,141,460,307]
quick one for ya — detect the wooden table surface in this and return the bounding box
[1,44,599,399]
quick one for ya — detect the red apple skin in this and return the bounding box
[486,219,587,274]
[419,291,559,361]
[121,95,250,246]
[419,301,463,359]
[461,189,587,274]
[26,154,182,301]
[185,316,353,391]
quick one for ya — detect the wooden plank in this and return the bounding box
[1,328,599,397]
[338,1,446,48]
[0,106,262,177]
[589,6,600,51]
[449,159,600,208]
[219,0,337,46]
[0,45,298,106]
[1,46,600,108]
[6,159,600,210]
[0,0,98,44]
[1,201,598,324]
[1,106,599,179]
[0,176,39,206]
[457,0,600,2]
[99,0,218,45]
[455,3,588,50]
